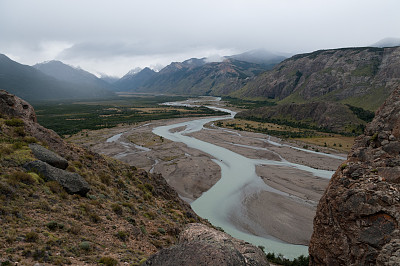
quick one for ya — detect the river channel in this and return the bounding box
[150,98,338,259]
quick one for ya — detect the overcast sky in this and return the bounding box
[1,0,399,77]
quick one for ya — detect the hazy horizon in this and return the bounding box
[1,0,399,77]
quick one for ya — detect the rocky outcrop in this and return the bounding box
[309,87,400,265]
[0,90,68,156]
[29,143,69,169]
[24,160,90,196]
[0,89,37,122]
[143,223,269,266]
[235,46,400,111]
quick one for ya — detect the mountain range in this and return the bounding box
[2,45,400,114]
[33,60,115,91]
[234,46,400,111]
[0,55,115,102]
[112,49,285,94]
[123,58,271,95]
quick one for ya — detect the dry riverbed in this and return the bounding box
[67,116,346,246]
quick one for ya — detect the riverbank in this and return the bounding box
[66,97,347,258]
[67,114,344,244]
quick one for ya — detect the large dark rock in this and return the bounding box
[309,87,400,265]
[143,242,246,266]
[29,143,69,170]
[24,160,90,196]
[143,223,268,266]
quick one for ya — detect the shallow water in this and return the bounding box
[151,98,340,258]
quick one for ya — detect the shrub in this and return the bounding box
[5,118,24,127]
[266,252,309,266]
[25,231,39,242]
[68,224,81,235]
[13,127,26,136]
[140,225,147,235]
[79,241,91,251]
[89,213,101,223]
[0,145,13,156]
[99,257,118,266]
[111,203,123,215]
[99,173,111,185]
[0,181,15,198]
[23,136,37,143]
[46,221,63,231]
[46,181,64,194]
[157,227,166,235]
[116,231,128,241]
[9,171,36,185]
[12,141,25,150]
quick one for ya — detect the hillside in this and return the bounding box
[126,58,269,96]
[0,90,267,265]
[0,55,115,101]
[235,101,374,135]
[33,60,115,91]
[0,90,201,264]
[234,46,400,110]
[309,85,400,264]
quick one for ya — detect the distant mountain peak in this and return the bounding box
[32,60,115,91]
[127,67,143,76]
[0,56,115,100]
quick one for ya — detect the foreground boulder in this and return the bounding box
[309,87,400,265]
[29,143,69,169]
[24,160,90,196]
[143,223,269,266]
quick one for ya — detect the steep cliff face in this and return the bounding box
[235,47,400,110]
[309,87,400,265]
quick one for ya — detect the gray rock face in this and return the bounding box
[143,223,269,266]
[24,160,90,196]
[29,143,68,170]
[309,86,400,265]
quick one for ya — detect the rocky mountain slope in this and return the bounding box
[0,55,115,101]
[309,86,400,264]
[33,60,115,91]
[235,101,373,135]
[234,46,400,111]
[0,90,267,265]
[124,58,270,96]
